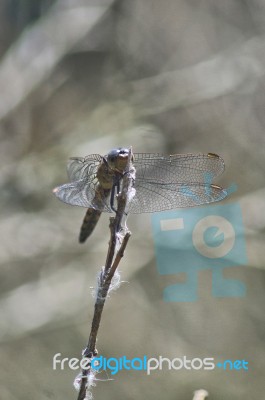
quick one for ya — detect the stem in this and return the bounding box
[76,148,135,400]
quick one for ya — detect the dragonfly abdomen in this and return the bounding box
[79,208,102,243]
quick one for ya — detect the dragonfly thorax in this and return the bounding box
[96,161,115,190]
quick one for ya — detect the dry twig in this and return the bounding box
[76,148,135,400]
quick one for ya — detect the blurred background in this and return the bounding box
[0,0,265,399]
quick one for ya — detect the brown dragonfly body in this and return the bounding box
[77,149,131,242]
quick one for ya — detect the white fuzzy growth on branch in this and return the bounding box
[192,389,209,400]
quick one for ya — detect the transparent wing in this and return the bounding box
[129,181,227,213]
[133,153,225,184]
[53,178,112,212]
[54,152,226,213]
[67,154,102,182]
[54,154,112,210]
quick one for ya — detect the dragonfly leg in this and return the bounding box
[110,185,117,212]
[110,178,121,212]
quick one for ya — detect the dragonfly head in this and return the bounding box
[106,148,133,172]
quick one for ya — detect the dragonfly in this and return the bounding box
[53,148,227,243]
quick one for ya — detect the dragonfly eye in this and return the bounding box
[107,148,130,169]
[107,149,119,162]
[118,148,129,155]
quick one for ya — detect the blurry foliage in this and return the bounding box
[0,0,55,56]
[0,0,265,399]
[6,0,55,26]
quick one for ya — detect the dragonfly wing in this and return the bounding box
[129,180,227,213]
[133,153,225,184]
[53,178,112,211]
[67,154,102,181]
